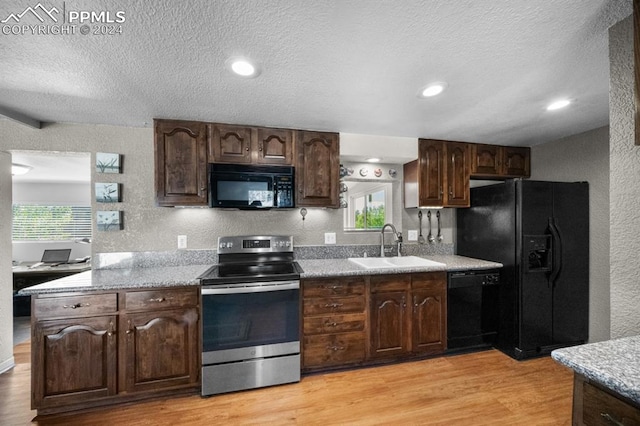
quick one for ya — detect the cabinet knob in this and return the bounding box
[246,145,250,151]
[258,143,263,152]
[449,186,453,197]
[63,302,89,309]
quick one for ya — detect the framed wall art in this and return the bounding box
[95,183,121,203]
[96,211,123,231]
[96,152,121,173]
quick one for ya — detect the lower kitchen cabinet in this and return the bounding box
[32,315,118,410]
[302,277,367,371]
[31,287,200,416]
[301,272,447,372]
[573,374,640,425]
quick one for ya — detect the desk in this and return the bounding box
[13,263,91,316]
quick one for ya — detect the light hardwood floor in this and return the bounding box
[1,342,574,425]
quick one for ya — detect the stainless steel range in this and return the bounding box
[199,235,302,396]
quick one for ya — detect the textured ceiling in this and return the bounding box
[0,0,632,147]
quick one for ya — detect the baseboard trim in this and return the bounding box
[0,356,16,375]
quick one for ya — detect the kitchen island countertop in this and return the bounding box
[18,254,502,295]
[552,335,640,404]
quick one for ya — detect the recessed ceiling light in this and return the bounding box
[547,99,571,111]
[366,157,381,163]
[11,163,32,175]
[418,82,448,98]
[226,57,261,78]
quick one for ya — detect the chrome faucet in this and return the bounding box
[380,223,402,257]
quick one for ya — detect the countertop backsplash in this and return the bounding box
[94,243,454,269]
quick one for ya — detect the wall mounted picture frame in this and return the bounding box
[96,152,121,174]
[96,211,123,231]
[95,183,121,203]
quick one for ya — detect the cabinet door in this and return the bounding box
[256,128,294,165]
[120,308,199,393]
[471,144,503,177]
[412,288,447,354]
[208,124,253,164]
[32,316,117,409]
[502,146,531,177]
[418,139,445,207]
[445,142,470,207]
[412,273,447,354]
[296,131,340,207]
[154,119,208,206]
[370,290,410,359]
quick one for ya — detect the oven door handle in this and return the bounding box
[202,281,300,295]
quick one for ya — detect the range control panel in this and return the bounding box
[218,235,293,254]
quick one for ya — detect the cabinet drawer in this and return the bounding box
[123,288,198,311]
[303,277,365,297]
[304,313,365,335]
[303,332,366,368]
[34,293,117,318]
[303,296,365,316]
[583,381,640,425]
[370,274,411,292]
[412,272,446,290]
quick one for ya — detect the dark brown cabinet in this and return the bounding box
[31,287,200,416]
[404,139,470,208]
[572,374,640,425]
[296,131,340,208]
[411,273,447,355]
[207,124,295,165]
[154,119,208,207]
[32,315,117,410]
[302,277,366,371]
[370,272,447,360]
[470,144,531,179]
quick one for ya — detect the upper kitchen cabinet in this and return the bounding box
[154,119,208,207]
[208,124,253,164]
[208,124,295,165]
[296,131,340,208]
[404,139,470,208]
[470,144,530,179]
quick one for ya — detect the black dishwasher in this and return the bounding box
[447,270,500,351]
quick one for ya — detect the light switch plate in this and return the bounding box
[177,235,187,249]
[407,230,418,241]
[324,232,336,244]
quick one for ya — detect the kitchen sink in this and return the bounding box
[347,256,446,269]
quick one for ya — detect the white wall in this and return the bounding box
[12,181,92,262]
[0,152,14,373]
[530,126,610,342]
[608,16,640,338]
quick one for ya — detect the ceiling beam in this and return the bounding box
[0,106,41,129]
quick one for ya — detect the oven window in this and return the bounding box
[202,288,299,352]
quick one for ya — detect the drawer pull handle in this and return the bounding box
[149,297,166,303]
[600,413,624,426]
[325,322,338,327]
[328,285,343,290]
[63,303,90,309]
[324,303,343,309]
[327,345,345,352]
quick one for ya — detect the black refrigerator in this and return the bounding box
[456,180,589,360]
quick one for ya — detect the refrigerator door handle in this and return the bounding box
[548,218,563,286]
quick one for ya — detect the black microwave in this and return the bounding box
[209,164,295,209]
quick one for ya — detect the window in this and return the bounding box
[12,205,92,241]
[344,182,392,230]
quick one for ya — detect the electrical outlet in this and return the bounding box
[408,230,418,241]
[177,235,187,249]
[324,232,336,244]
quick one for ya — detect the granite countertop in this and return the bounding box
[18,255,501,295]
[552,335,640,404]
[297,255,502,278]
[18,264,212,295]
